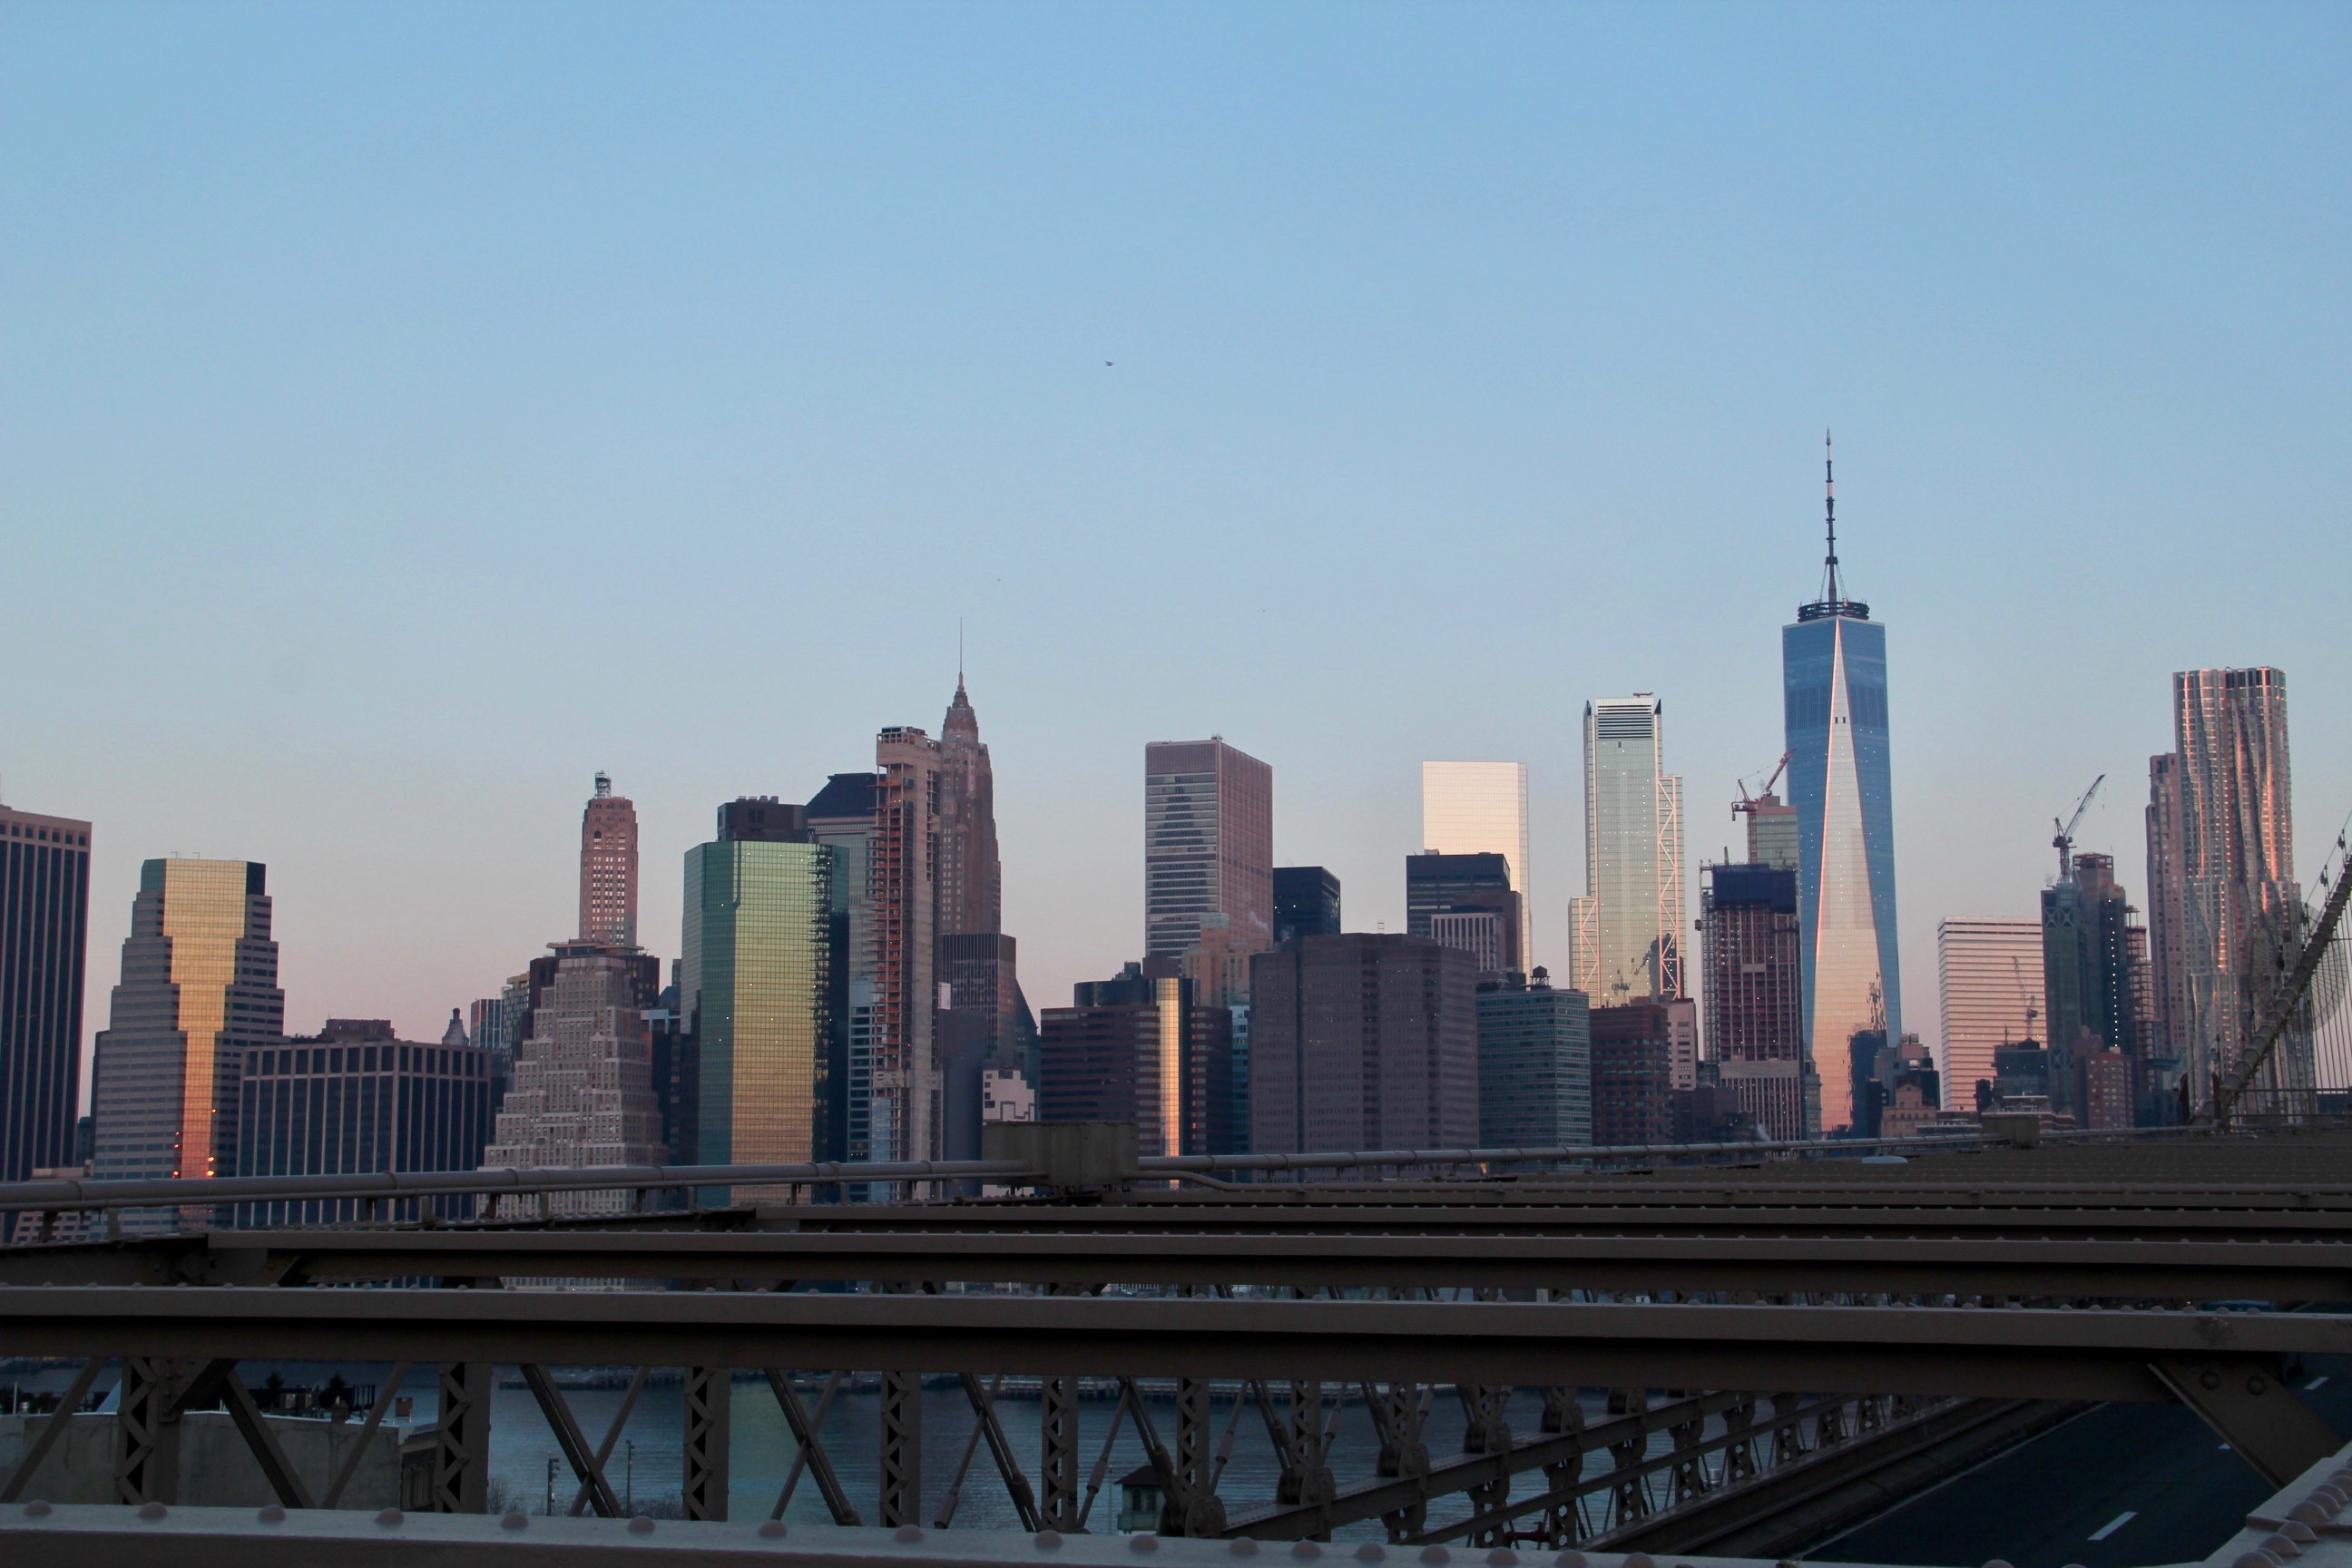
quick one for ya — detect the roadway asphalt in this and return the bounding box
[1813,1354,2352,1568]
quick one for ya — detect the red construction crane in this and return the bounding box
[1733,751,1792,819]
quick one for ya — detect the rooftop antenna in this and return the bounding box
[1821,428,1841,605]
[957,617,965,693]
[594,771,612,799]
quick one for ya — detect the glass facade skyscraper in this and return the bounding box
[683,808,836,1193]
[1422,760,1531,967]
[1783,441,1902,1132]
[1570,698,1683,1004]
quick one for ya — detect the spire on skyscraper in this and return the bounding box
[1801,431,1868,622]
[1822,429,1840,605]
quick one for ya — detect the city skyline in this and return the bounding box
[4,7,2347,1089]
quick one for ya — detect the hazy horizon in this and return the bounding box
[4,4,2347,1094]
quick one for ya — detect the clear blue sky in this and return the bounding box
[4,3,2347,1072]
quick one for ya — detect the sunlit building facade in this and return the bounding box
[90,858,284,1223]
[2149,666,2306,1108]
[0,803,91,1182]
[1936,918,2043,1113]
[578,772,640,948]
[1784,445,1902,1131]
[1422,760,1531,968]
[1570,699,1683,1005]
[683,802,837,1195]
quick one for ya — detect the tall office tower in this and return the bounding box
[808,772,880,1162]
[875,727,944,1162]
[1936,918,2044,1112]
[1588,1002,1676,1146]
[1248,935,1477,1155]
[2042,852,2140,1122]
[2148,668,2305,1110]
[1744,793,1799,872]
[1784,438,1902,1132]
[683,799,836,1193]
[1272,866,1342,946]
[1145,739,1273,963]
[1038,964,1231,1156]
[578,772,640,948]
[1699,863,1814,1139]
[1475,970,1591,1149]
[936,677,1003,942]
[0,802,92,1181]
[1406,852,1524,976]
[1422,761,1532,967]
[234,1019,496,1224]
[481,943,665,1213]
[1570,699,1683,1005]
[90,860,283,1217]
[2143,753,2190,1079]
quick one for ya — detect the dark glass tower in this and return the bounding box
[0,803,92,1181]
[1782,436,1902,1132]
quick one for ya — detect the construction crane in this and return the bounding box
[2010,956,2040,1044]
[2053,774,2105,879]
[1733,751,1791,819]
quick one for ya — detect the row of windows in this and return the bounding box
[2,824,87,846]
[247,1044,488,1078]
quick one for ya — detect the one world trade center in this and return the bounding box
[1783,436,1901,1132]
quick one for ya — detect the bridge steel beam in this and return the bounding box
[19,1228,2352,1300]
[4,1288,2346,1408]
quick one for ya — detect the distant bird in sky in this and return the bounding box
[1105,360,1113,366]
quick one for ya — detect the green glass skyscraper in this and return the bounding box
[682,800,837,1187]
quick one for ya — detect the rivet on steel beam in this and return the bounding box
[1228,1540,1258,1557]
[1553,1555,1587,1568]
[1485,1552,1515,1566]
[257,1504,285,1524]
[760,1520,788,1539]
[375,1509,403,1526]
[1418,1549,1448,1565]
[895,1525,926,1543]
[1354,1546,1384,1562]
[138,1503,168,1521]
[2230,1551,2280,1568]
[1291,1544,1320,1562]
[2248,1376,2269,1395]
[502,1512,530,1530]
[631,1516,656,1534]
[2286,1524,2319,1544]
[2200,1370,2224,1390]
[1131,1536,1161,1553]
[1035,1532,1065,1552]
[23,1502,51,1518]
